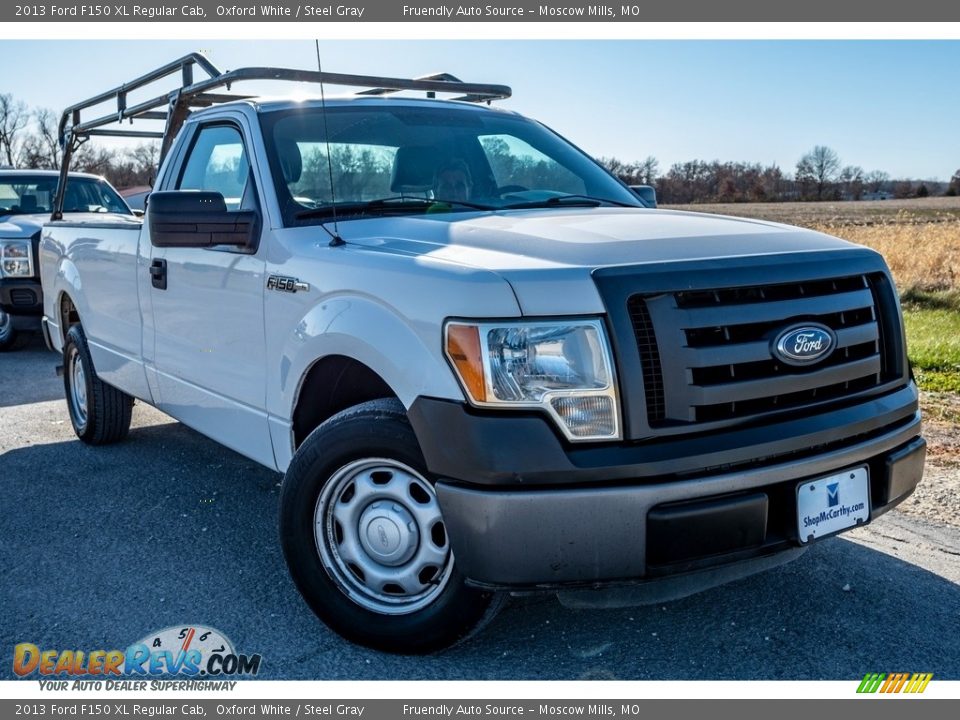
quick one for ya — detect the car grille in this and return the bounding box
[628,273,894,426]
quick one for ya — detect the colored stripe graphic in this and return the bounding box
[857,672,932,693]
[857,673,885,693]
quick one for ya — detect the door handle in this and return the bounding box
[150,258,167,290]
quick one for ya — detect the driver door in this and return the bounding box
[146,118,274,467]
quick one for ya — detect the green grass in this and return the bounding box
[902,290,960,393]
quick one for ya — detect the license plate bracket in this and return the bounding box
[797,466,870,543]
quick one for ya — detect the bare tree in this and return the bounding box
[893,180,914,199]
[597,155,659,186]
[796,145,841,200]
[866,170,890,194]
[127,142,159,186]
[72,144,116,176]
[19,107,61,169]
[839,165,865,200]
[949,169,960,196]
[0,94,29,166]
[638,155,659,185]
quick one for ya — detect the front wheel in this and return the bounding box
[279,398,498,653]
[0,310,27,352]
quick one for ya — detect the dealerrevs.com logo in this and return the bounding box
[13,625,262,689]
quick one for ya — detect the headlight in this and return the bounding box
[445,319,620,441]
[0,241,33,278]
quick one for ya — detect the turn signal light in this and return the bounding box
[445,324,487,403]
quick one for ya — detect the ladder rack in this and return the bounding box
[53,52,511,219]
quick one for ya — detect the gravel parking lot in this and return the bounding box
[2,335,959,680]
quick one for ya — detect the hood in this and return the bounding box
[0,213,47,237]
[333,208,870,315]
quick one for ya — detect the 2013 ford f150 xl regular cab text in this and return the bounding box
[40,55,925,653]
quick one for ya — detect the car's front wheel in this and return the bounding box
[0,309,27,352]
[279,398,498,653]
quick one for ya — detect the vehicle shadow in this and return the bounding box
[0,414,958,681]
[0,333,63,408]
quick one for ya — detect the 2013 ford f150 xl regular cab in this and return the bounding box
[41,55,925,653]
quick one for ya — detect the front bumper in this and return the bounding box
[0,277,43,330]
[410,389,924,589]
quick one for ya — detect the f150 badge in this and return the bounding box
[267,275,309,293]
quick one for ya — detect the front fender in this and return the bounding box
[266,294,473,472]
[272,294,466,417]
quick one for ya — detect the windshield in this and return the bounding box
[0,175,131,217]
[259,104,642,226]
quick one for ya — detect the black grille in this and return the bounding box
[628,274,894,427]
[9,288,37,307]
[627,295,665,422]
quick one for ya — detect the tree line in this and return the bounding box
[598,147,960,204]
[2,92,957,203]
[0,94,158,189]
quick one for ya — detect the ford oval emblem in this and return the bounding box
[772,324,836,366]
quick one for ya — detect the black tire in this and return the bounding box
[63,324,133,445]
[279,398,497,653]
[0,310,29,352]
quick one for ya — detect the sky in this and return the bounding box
[0,39,957,180]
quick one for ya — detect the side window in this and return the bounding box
[177,125,251,211]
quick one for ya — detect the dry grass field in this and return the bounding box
[664,196,960,225]
[665,197,960,394]
[665,197,960,293]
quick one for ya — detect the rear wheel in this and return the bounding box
[63,324,133,444]
[279,398,498,653]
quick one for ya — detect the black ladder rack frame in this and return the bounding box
[52,52,511,220]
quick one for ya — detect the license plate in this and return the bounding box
[797,467,870,543]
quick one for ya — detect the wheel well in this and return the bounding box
[60,293,80,340]
[292,355,397,448]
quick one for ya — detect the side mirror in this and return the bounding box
[630,185,657,208]
[148,191,258,249]
[131,209,144,218]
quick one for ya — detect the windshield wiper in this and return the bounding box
[502,194,636,210]
[295,196,495,221]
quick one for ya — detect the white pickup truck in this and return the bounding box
[41,55,925,653]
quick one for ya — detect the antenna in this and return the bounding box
[315,39,345,247]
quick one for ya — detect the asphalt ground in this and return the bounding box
[2,334,959,680]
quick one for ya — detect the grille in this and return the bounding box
[627,295,665,422]
[628,274,893,426]
[9,288,37,307]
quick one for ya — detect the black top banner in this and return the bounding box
[7,0,960,22]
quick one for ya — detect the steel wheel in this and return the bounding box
[314,457,453,615]
[67,345,89,431]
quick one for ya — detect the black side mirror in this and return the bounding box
[629,185,657,208]
[148,191,258,249]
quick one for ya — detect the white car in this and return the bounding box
[0,169,131,351]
